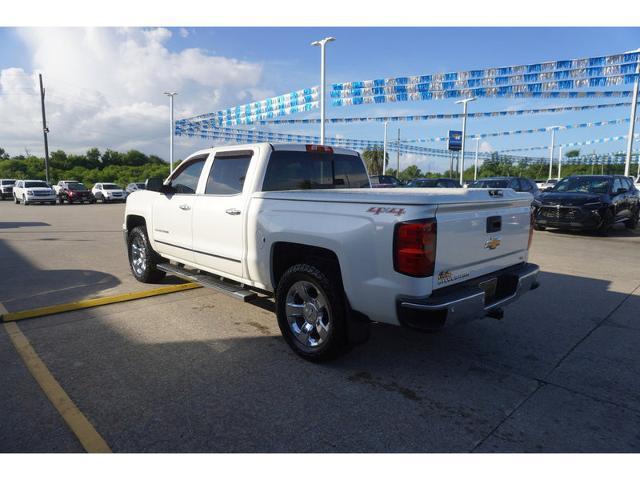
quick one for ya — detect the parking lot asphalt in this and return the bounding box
[1,200,639,452]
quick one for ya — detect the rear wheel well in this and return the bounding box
[271,242,342,290]
[126,215,146,233]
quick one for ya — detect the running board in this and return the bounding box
[157,263,257,302]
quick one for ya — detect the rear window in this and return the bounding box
[262,151,369,191]
[67,182,88,191]
[25,181,49,188]
[102,183,120,190]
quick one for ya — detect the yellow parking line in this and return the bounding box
[1,283,202,323]
[1,302,111,453]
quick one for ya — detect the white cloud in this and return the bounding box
[179,28,190,38]
[0,28,265,159]
[479,140,494,153]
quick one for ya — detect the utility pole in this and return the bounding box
[455,97,476,185]
[396,128,400,175]
[624,48,640,178]
[548,127,560,180]
[383,121,388,175]
[473,137,480,180]
[39,74,50,183]
[557,146,563,181]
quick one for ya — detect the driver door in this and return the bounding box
[151,156,207,263]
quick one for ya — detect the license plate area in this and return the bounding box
[478,277,498,305]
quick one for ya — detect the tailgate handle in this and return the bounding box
[486,216,502,233]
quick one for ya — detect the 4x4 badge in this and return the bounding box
[485,237,501,250]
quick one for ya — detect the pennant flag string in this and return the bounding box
[500,133,640,152]
[331,51,640,91]
[404,117,638,143]
[254,102,632,125]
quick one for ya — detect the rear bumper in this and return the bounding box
[397,262,539,330]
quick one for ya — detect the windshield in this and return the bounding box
[67,182,87,191]
[262,151,370,191]
[1,180,16,186]
[136,183,146,188]
[25,181,50,188]
[552,177,611,194]
[469,179,509,188]
[409,179,438,187]
[102,184,120,190]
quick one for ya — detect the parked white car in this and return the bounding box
[124,143,539,361]
[12,179,57,205]
[536,178,558,190]
[92,183,126,203]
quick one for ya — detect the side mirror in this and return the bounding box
[146,177,165,193]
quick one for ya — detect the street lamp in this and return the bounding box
[547,126,562,180]
[624,48,640,177]
[455,97,476,185]
[311,36,335,145]
[164,92,178,173]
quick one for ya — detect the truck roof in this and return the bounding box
[191,142,359,159]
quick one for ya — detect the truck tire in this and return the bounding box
[533,224,546,231]
[14,195,19,204]
[275,263,348,362]
[127,225,166,283]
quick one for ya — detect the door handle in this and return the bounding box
[225,208,241,216]
[179,204,191,211]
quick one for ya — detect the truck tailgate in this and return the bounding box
[433,196,531,290]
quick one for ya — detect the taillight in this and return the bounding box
[528,209,534,249]
[306,144,333,154]
[394,219,437,277]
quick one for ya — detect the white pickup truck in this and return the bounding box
[123,143,539,361]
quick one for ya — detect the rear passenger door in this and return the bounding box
[192,150,254,278]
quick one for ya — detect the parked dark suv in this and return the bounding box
[406,178,461,188]
[467,176,540,198]
[533,175,639,233]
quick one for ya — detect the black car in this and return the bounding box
[369,175,402,188]
[467,176,541,198]
[406,178,461,188]
[533,175,639,233]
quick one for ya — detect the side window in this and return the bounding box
[623,178,633,190]
[508,178,521,190]
[613,178,623,193]
[205,153,252,195]
[520,179,533,192]
[171,158,206,194]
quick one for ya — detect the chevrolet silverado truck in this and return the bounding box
[123,143,539,361]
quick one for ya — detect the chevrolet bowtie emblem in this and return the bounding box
[485,237,501,250]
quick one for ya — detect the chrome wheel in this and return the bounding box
[130,235,147,277]
[285,280,331,349]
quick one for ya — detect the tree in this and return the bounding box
[362,146,388,175]
[565,149,580,158]
[398,165,422,182]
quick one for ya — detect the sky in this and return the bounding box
[1,27,639,173]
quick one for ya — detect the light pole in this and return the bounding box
[455,97,476,185]
[383,121,388,175]
[164,92,178,173]
[473,137,480,180]
[557,146,563,181]
[311,36,335,145]
[548,126,561,180]
[624,48,640,178]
